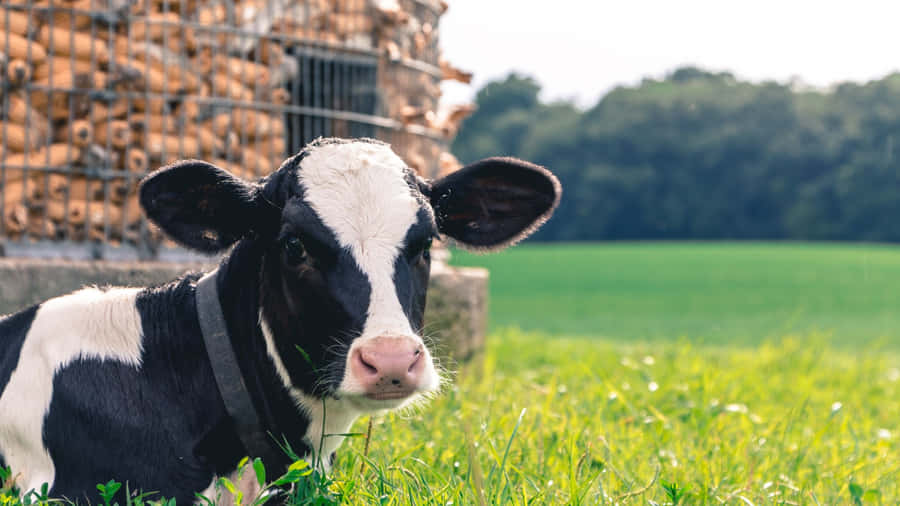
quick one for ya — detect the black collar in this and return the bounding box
[195,270,283,467]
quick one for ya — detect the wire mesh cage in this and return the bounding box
[0,0,471,260]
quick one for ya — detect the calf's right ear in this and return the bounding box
[139,160,265,253]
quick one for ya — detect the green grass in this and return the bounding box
[326,331,900,504]
[450,242,900,345]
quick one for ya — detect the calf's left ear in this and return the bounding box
[428,157,561,250]
[139,160,266,253]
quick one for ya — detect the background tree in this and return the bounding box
[452,67,900,242]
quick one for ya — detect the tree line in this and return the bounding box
[452,68,900,242]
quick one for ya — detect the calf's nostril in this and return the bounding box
[408,350,422,373]
[357,352,378,374]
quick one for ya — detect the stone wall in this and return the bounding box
[0,258,486,362]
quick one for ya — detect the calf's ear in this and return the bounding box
[139,160,265,253]
[429,157,561,250]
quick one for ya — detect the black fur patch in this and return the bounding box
[45,359,214,504]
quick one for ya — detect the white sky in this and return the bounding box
[439,0,900,108]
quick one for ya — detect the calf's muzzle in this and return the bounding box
[350,335,426,400]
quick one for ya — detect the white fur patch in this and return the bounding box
[296,141,439,400]
[0,287,144,494]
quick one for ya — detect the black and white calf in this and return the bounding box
[0,138,560,503]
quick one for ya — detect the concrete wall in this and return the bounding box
[0,258,487,362]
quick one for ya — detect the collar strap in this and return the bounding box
[196,270,282,466]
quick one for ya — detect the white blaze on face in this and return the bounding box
[296,141,439,400]
[298,142,420,338]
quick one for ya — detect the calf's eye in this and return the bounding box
[283,236,308,264]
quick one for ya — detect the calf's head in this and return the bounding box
[139,138,559,411]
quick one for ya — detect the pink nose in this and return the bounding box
[350,335,426,400]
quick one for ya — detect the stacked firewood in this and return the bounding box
[0,0,472,246]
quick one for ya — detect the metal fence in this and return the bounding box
[0,0,449,261]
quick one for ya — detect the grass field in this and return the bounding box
[328,332,900,504]
[3,242,900,504]
[451,242,900,345]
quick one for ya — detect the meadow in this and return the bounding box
[451,242,900,346]
[3,242,899,504]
